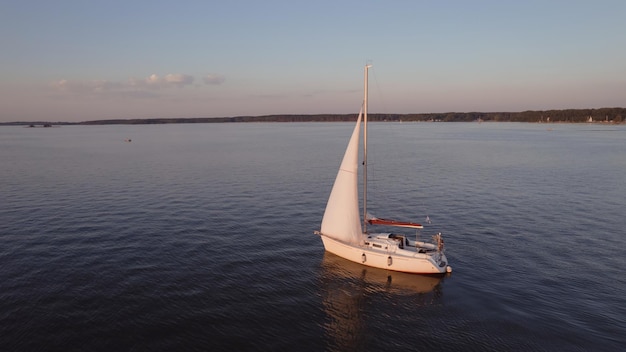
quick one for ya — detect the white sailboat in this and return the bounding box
[315,64,452,274]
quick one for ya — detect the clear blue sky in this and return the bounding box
[1,0,625,122]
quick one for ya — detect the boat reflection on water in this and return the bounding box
[318,252,447,351]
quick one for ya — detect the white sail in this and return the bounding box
[320,109,363,245]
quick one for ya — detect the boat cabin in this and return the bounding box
[363,233,437,253]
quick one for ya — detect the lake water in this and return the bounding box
[1,122,625,351]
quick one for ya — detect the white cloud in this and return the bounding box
[128,73,195,89]
[52,79,122,93]
[164,73,194,86]
[53,72,202,98]
[203,74,225,85]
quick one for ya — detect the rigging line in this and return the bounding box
[368,67,392,199]
[370,68,388,115]
[365,67,388,212]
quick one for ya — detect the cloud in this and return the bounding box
[53,79,124,93]
[164,73,194,86]
[53,72,202,98]
[128,73,194,89]
[203,74,225,85]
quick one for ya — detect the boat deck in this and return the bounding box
[362,233,440,259]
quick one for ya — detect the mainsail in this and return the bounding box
[320,109,363,245]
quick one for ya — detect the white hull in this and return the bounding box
[320,234,451,274]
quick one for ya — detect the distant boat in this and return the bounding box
[315,65,451,274]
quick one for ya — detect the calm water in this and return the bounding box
[1,122,625,351]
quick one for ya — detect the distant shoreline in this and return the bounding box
[2,107,624,126]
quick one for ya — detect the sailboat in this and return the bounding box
[315,65,452,274]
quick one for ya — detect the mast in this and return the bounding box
[363,64,371,233]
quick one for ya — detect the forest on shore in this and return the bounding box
[3,107,625,126]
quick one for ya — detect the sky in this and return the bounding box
[1,0,625,122]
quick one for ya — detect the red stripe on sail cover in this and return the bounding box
[367,217,423,229]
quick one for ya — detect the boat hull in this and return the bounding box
[320,235,450,274]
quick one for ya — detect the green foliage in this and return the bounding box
[3,108,625,126]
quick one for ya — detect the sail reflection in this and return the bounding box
[318,252,446,351]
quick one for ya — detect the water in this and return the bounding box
[1,122,625,351]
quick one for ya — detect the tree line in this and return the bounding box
[2,107,624,126]
[79,107,624,124]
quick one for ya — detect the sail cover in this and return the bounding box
[367,215,423,229]
[320,111,363,245]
